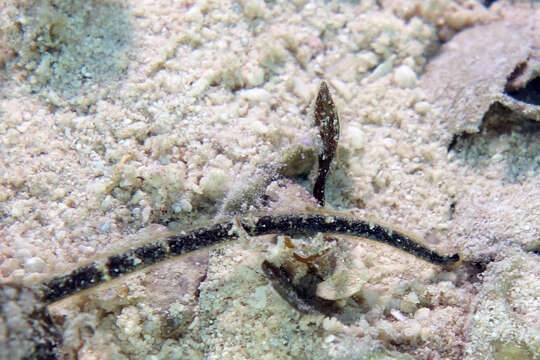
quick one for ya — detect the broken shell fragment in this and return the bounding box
[316,266,370,301]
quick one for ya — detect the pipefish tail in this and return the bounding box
[40,213,459,304]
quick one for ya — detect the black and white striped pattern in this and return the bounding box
[41,214,459,304]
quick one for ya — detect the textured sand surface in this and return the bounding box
[0,0,539,359]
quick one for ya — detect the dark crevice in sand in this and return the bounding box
[448,102,540,181]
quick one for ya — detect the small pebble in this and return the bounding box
[394,65,417,88]
[390,309,407,321]
[414,101,430,115]
[24,257,46,273]
[414,307,431,320]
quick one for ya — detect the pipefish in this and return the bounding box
[40,213,459,304]
[0,81,460,360]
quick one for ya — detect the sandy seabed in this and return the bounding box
[0,0,539,359]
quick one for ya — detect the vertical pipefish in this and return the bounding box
[313,82,340,206]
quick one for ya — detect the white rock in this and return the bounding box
[24,257,46,273]
[390,309,407,321]
[403,319,422,339]
[316,267,370,300]
[346,126,364,150]
[414,307,431,320]
[394,65,417,88]
[241,0,267,19]
[357,51,379,73]
[185,6,203,23]
[414,101,430,115]
[241,88,271,103]
[190,78,209,97]
[292,77,312,103]
[371,57,394,78]
[200,168,229,200]
[243,65,265,88]
[11,200,28,218]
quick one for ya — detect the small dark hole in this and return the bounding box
[194,271,208,300]
[506,76,540,105]
[461,258,493,284]
[449,202,456,219]
[482,0,498,7]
